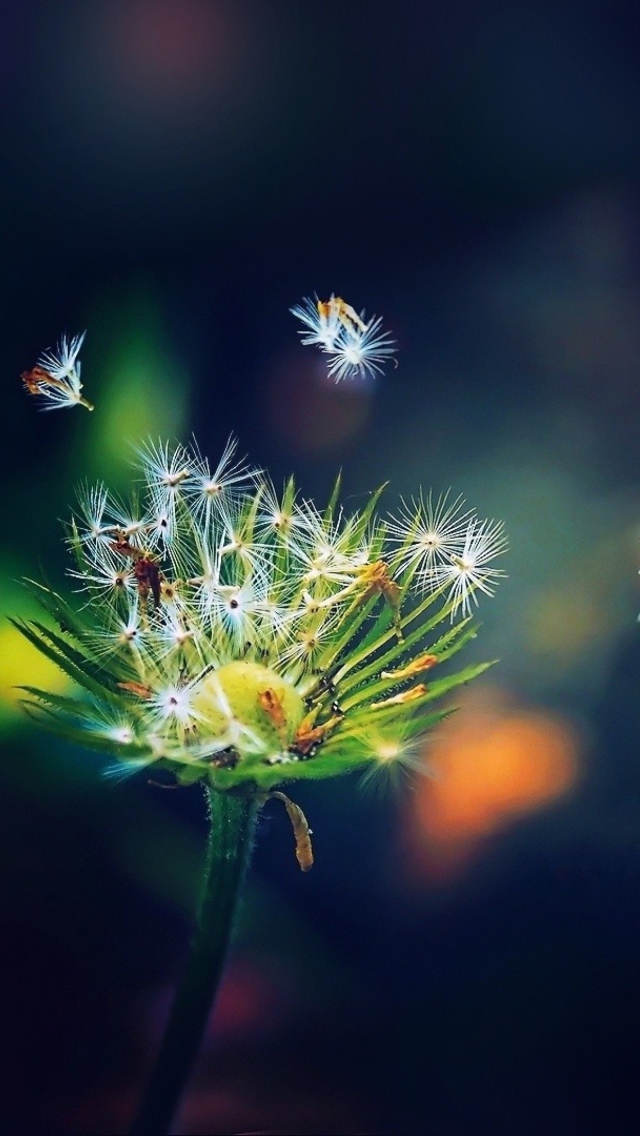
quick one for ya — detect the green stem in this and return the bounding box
[129,789,258,1136]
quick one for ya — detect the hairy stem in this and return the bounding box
[129,789,258,1136]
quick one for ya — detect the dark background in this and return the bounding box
[2,1,640,1132]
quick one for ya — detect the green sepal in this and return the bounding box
[323,470,342,524]
[335,589,458,699]
[320,708,452,758]
[20,702,151,757]
[18,685,111,722]
[10,618,121,705]
[341,619,478,710]
[175,764,208,786]
[207,707,451,791]
[348,659,496,730]
[346,484,388,548]
[22,578,92,642]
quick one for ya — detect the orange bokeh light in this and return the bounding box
[407,690,580,878]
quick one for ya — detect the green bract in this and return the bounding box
[16,438,504,793]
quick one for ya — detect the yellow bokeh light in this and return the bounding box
[0,621,69,725]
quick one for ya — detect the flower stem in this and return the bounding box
[129,789,258,1136]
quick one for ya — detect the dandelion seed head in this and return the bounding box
[23,431,505,792]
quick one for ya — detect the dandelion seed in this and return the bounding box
[105,723,136,746]
[289,503,367,589]
[84,707,140,749]
[148,682,204,728]
[290,295,342,350]
[137,439,192,493]
[325,316,397,382]
[387,490,474,584]
[184,437,259,528]
[254,590,298,644]
[279,609,341,671]
[102,494,148,545]
[291,295,396,382]
[22,331,93,410]
[209,574,270,650]
[88,599,146,659]
[69,545,135,599]
[439,517,508,617]
[134,442,188,541]
[39,331,86,381]
[153,610,198,660]
[256,479,302,540]
[218,503,272,572]
[143,483,178,547]
[187,549,221,622]
[74,482,114,544]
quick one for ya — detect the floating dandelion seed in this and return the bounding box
[21,331,94,411]
[290,295,343,350]
[326,315,397,382]
[291,294,396,381]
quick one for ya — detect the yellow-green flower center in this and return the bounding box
[191,661,305,761]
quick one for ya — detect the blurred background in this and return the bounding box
[2,1,640,1132]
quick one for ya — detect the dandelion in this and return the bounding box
[21,331,94,411]
[291,294,396,381]
[18,435,505,793]
[16,433,506,1136]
